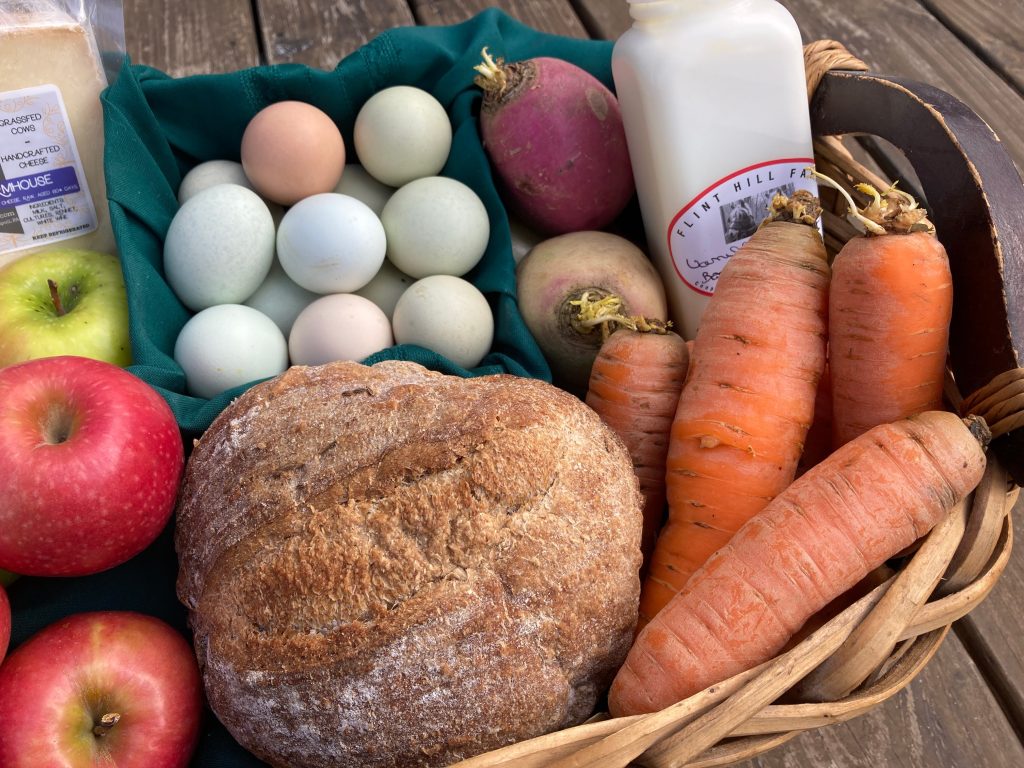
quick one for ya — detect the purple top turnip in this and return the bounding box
[474,48,635,235]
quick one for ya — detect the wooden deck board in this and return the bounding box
[742,634,1024,768]
[950,505,1024,739]
[121,0,260,76]
[411,0,589,37]
[922,0,1024,96]
[253,0,416,68]
[570,0,631,40]
[779,0,1024,174]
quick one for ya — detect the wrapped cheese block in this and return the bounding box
[0,1,116,266]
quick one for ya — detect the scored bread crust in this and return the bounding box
[175,360,643,768]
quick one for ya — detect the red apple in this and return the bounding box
[0,355,183,576]
[0,611,202,768]
[0,584,9,662]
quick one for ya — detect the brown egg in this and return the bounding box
[241,101,346,206]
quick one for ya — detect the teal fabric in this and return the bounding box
[102,7,617,438]
[5,11,620,768]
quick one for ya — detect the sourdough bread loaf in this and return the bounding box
[175,360,643,768]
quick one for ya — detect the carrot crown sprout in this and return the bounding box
[571,291,671,342]
[812,168,935,236]
[761,188,823,229]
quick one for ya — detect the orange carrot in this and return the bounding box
[585,318,689,571]
[639,191,829,625]
[822,178,953,448]
[609,410,987,716]
[796,362,833,476]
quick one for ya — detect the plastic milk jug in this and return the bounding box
[612,0,817,340]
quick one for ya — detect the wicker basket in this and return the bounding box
[446,41,1024,768]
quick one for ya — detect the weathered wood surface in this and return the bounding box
[252,0,415,70]
[743,635,1024,768]
[121,0,260,75]
[924,0,1024,96]
[411,0,588,38]
[116,2,1024,767]
[779,0,1024,176]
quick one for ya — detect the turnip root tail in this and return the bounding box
[473,47,512,97]
[572,291,671,342]
[812,168,935,236]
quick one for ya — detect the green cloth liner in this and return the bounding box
[8,10,617,768]
[103,7,616,438]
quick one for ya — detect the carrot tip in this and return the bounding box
[963,414,992,449]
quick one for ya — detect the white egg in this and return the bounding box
[354,86,453,187]
[178,160,252,204]
[244,259,319,336]
[333,164,394,217]
[289,293,394,366]
[509,214,544,265]
[353,259,414,320]
[174,304,289,399]
[392,275,494,369]
[163,184,276,311]
[382,176,490,278]
[277,193,386,294]
[178,160,285,222]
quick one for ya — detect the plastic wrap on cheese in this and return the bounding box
[0,1,117,265]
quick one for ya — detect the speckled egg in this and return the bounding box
[381,176,490,278]
[174,304,289,399]
[392,275,493,369]
[163,184,276,311]
[178,160,252,204]
[354,86,452,187]
[333,163,394,217]
[353,259,414,320]
[244,259,319,336]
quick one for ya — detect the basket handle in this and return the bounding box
[804,42,1024,485]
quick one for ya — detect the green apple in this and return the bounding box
[0,248,131,368]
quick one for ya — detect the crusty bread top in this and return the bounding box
[174,361,643,767]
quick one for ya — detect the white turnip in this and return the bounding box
[474,48,635,235]
[516,231,667,394]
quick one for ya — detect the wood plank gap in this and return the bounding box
[954,616,1024,747]
[406,0,428,27]
[566,0,608,40]
[917,0,1024,100]
[571,0,632,40]
[248,0,270,65]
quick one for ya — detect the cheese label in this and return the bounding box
[0,84,98,255]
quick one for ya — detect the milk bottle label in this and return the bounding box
[667,159,817,296]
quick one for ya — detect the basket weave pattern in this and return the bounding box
[450,41,1023,768]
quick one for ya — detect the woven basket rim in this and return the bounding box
[448,38,1022,768]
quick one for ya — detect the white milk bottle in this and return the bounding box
[612,0,817,340]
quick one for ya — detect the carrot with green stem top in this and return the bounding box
[579,293,689,572]
[639,190,830,627]
[610,410,988,716]
[815,172,953,448]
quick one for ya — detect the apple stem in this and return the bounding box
[93,712,121,737]
[47,279,66,317]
